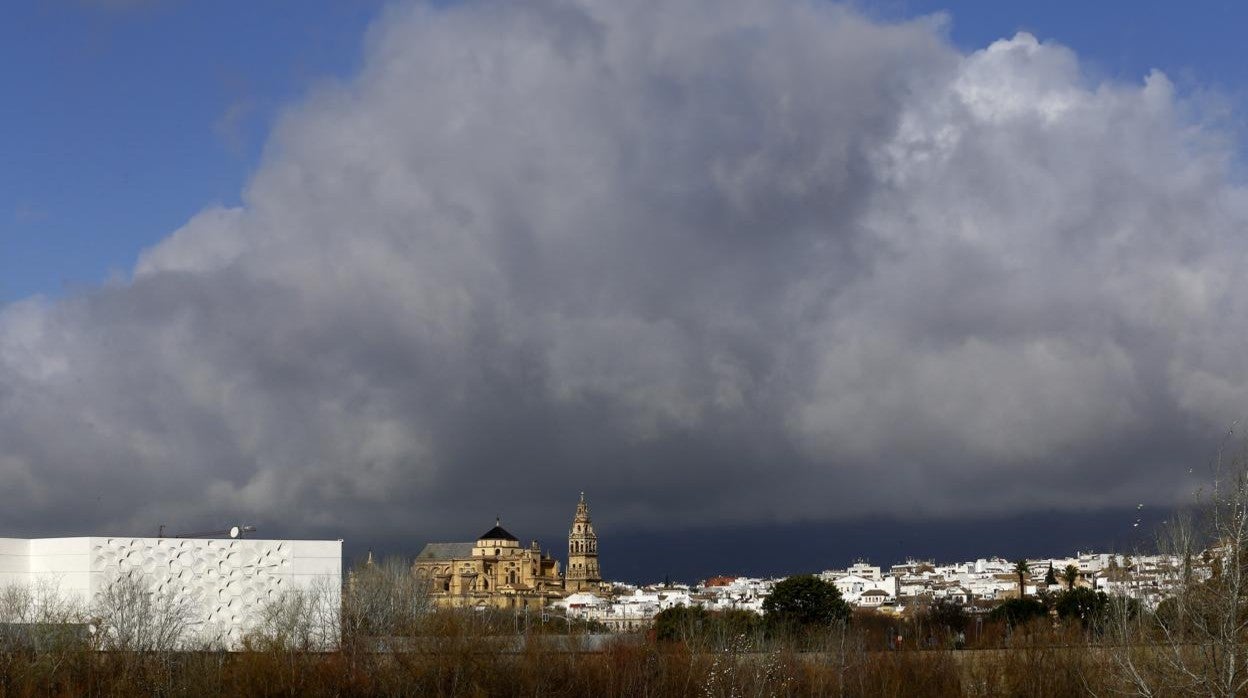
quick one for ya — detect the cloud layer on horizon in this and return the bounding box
[3,0,1247,541]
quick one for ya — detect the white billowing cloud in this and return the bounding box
[1,0,1247,540]
[135,206,247,276]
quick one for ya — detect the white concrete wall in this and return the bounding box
[0,538,30,589]
[29,537,93,599]
[0,536,342,649]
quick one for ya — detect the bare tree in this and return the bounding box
[0,579,87,656]
[92,572,195,652]
[248,578,341,651]
[0,580,87,693]
[1104,440,1248,697]
[342,555,432,649]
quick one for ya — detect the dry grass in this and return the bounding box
[0,610,1154,697]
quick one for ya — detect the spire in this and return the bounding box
[365,548,374,566]
[575,493,590,523]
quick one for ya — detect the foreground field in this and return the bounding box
[0,622,1208,697]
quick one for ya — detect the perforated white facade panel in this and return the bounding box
[0,536,341,648]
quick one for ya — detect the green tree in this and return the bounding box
[1063,564,1079,591]
[652,606,763,648]
[1044,563,1057,586]
[922,599,968,634]
[1054,587,1110,629]
[762,575,851,637]
[988,597,1047,626]
[1014,559,1030,598]
[652,605,711,644]
[712,608,764,642]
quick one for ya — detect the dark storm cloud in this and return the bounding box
[2,0,1246,543]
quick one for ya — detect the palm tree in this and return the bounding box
[1063,564,1079,590]
[1014,559,1030,598]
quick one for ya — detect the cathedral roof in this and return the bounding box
[415,542,474,560]
[478,524,519,542]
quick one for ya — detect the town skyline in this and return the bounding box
[341,497,1166,586]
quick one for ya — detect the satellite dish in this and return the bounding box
[229,526,241,539]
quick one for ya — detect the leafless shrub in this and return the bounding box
[247,577,340,651]
[92,572,195,652]
[342,555,431,647]
[0,579,86,652]
[0,579,90,693]
[1102,439,1248,697]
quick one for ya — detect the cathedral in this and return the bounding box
[411,493,603,609]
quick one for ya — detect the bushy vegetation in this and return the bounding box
[0,606,1113,696]
[987,597,1047,626]
[1052,587,1111,629]
[652,606,763,646]
[0,561,1123,696]
[762,575,851,638]
[0,574,1235,696]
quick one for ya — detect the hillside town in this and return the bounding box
[547,550,1192,632]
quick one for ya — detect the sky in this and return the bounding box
[3,0,1248,581]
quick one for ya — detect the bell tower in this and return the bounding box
[566,492,602,592]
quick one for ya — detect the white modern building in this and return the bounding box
[0,536,342,648]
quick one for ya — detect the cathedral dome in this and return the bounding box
[478,522,518,542]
